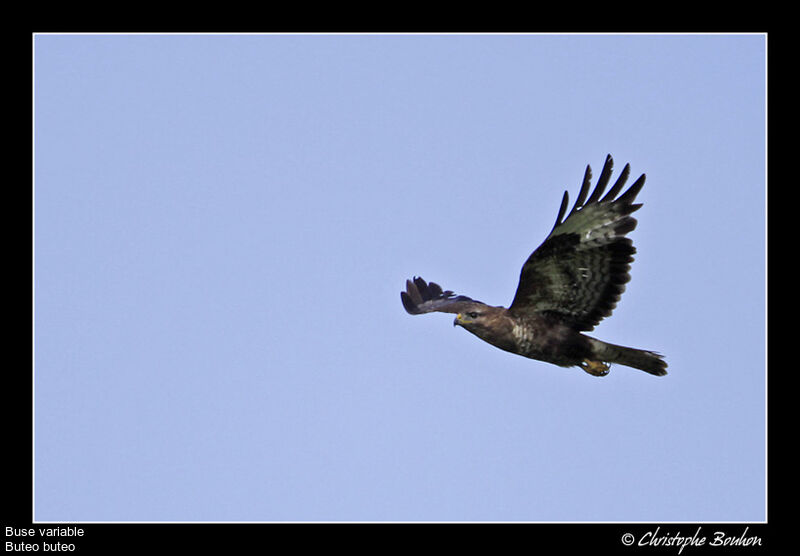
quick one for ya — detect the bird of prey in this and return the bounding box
[401,155,666,377]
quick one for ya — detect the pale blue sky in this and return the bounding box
[34,34,765,522]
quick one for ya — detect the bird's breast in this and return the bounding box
[511,321,537,354]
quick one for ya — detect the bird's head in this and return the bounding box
[453,303,500,331]
[453,304,514,352]
[453,309,483,328]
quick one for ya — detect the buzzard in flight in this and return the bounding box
[401,155,666,377]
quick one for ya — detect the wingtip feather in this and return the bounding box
[617,173,646,205]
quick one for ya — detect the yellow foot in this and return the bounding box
[580,359,610,377]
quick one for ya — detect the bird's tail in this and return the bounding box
[588,338,667,376]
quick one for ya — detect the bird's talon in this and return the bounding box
[581,359,610,377]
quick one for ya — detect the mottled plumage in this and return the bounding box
[401,155,666,377]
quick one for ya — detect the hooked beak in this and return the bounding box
[453,313,464,327]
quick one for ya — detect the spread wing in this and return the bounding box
[401,276,483,315]
[508,155,645,331]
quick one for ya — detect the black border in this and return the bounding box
[15,25,773,553]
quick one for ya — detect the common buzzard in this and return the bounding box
[401,155,666,377]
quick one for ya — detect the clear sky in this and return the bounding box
[34,33,765,522]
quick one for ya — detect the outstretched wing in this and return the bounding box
[401,276,482,315]
[508,155,645,331]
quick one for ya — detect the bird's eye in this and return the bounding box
[468,312,479,319]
